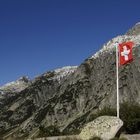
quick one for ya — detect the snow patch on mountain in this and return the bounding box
[136,22,140,25]
[90,35,140,59]
[49,66,78,82]
[0,76,31,94]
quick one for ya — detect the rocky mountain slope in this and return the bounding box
[0,76,31,94]
[0,23,140,140]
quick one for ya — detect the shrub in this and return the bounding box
[119,137,128,140]
[61,136,80,140]
[97,106,116,116]
[120,102,140,134]
[89,136,102,140]
[110,138,118,140]
[88,107,116,122]
[39,125,61,137]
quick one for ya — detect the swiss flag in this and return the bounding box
[119,42,134,65]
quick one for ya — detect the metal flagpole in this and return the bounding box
[116,44,119,118]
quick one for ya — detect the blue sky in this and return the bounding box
[0,0,140,85]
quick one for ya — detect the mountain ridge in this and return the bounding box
[0,23,140,140]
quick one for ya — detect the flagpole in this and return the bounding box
[116,44,119,118]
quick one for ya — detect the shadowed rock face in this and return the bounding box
[0,24,140,140]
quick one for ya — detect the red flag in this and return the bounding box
[119,42,134,65]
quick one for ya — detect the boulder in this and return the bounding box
[79,116,123,140]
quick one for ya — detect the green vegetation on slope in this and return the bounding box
[38,102,140,137]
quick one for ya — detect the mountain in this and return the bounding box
[126,22,140,35]
[0,76,31,94]
[0,23,140,140]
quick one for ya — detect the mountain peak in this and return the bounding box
[18,76,30,83]
[46,66,78,82]
[126,22,140,35]
[135,22,140,25]
[0,76,31,93]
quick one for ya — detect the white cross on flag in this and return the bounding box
[119,41,134,65]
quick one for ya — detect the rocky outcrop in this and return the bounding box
[0,23,140,140]
[79,116,123,140]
